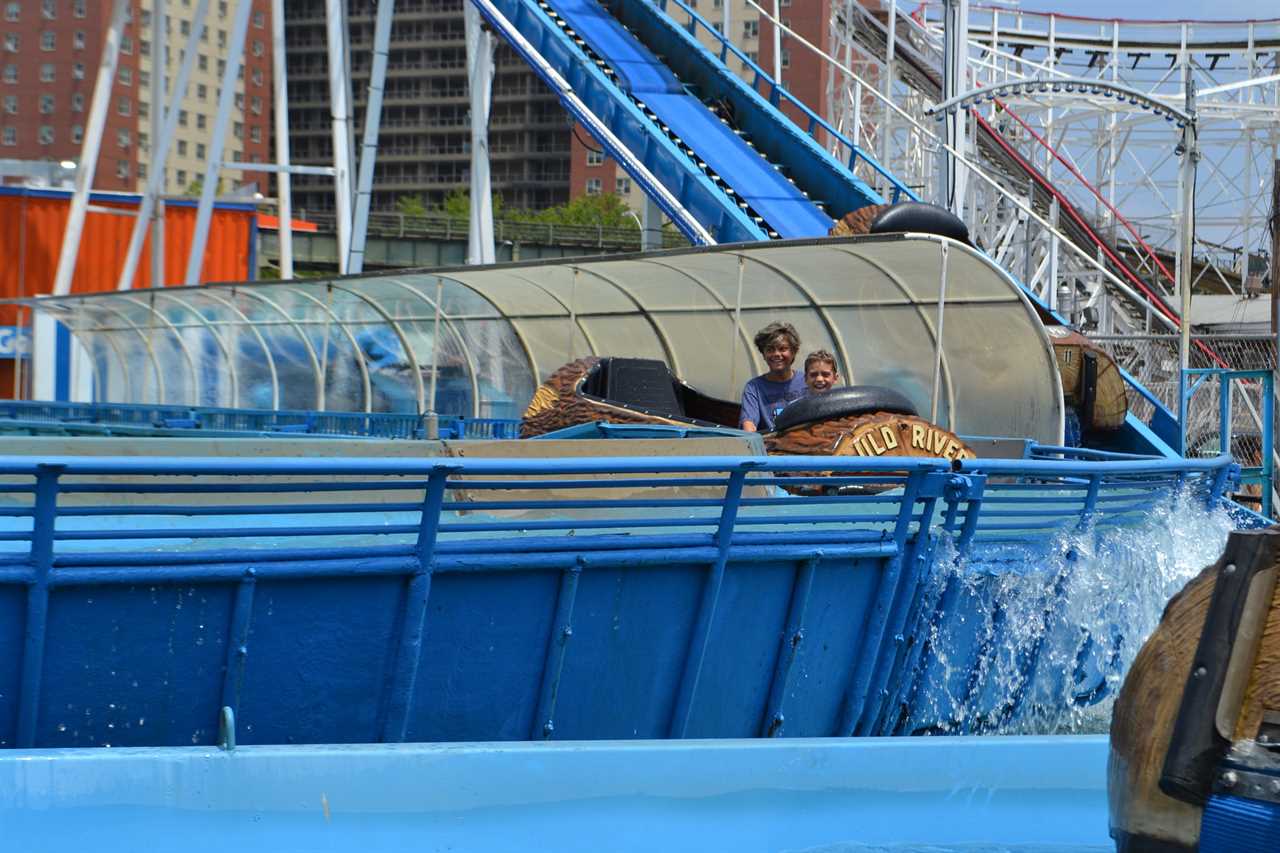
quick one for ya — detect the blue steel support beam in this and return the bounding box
[218,569,257,723]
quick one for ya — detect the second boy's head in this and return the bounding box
[753,322,800,377]
[803,350,839,394]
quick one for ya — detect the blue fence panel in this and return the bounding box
[0,453,1234,749]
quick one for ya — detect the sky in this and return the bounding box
[1011,0,1272,21]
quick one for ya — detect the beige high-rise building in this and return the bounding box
[136,0,272,196]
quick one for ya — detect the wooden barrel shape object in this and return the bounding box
[1046,326,1128,431]
[521,357,975,462]
[1109,527,1280,852]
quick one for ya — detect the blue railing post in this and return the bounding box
[379,465,455,743]
[532,558,583,740]
[1218,371,1232,456]
[759,552,819,737]
[668,460,759,738]
[218,567,257,732]
[16,463,63,747]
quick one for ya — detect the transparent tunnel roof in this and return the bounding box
[21,234,1064,443]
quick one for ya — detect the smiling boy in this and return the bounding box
[739,322,806,432]
[802,350,840,395]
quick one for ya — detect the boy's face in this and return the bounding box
[762,338,797,374]
[805,361,837,393]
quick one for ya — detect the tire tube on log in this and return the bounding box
[869,201,971,245]
[772,385,917,434]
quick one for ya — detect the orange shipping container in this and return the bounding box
[0,187,257,326]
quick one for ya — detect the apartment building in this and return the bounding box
[0,0,141,191]
[0,0,271,195]
[137,0,272,195]
[283,0,569,216]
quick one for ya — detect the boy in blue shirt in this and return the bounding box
[739,322,806,432]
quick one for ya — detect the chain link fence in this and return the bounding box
[1091,334,1276,511]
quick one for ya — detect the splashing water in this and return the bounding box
[903,489,1235,736]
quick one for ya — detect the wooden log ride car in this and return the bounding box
[1045,326,1128,431]
[1109,527,1280,853]
[520,357,975,461]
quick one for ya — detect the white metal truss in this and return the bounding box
[825,3,1280,338]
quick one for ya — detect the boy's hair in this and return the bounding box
[804,349,839,374]
[753,322,800,354]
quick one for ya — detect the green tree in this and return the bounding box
[439,190,507,221]
[395,194,427,217]
[533,193,636,229]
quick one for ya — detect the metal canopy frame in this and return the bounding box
[13,236,1065,444]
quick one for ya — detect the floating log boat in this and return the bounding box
[1109,526,1280,852]
[521,356,975,460]
[1047,326,1129,432]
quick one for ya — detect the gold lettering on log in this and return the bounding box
[911,423,926,449]
[880,425,899,450]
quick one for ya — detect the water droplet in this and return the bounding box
[57,723,66,732]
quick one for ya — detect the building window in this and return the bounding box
[40,63,54,82]
[139,69,148,87]
[585,149,604,166]
[197,83,207,99]
[178,109,187,126]
[1,126,15,145]
[73,62,83,79]
[39,93,53,113]
[117,96,131,116]
[116,159,129,179]
[74,0,85,17]
[616,177,631,195]
[40,31,55,51]
[177,139,187,156]
[38,125,53,144]
[195,142,205,159]
[233,121,243,139]
[137,162,145,179]
[218,1,227,17]
[251,68,263,86]
[117,129,130,148]
[198,54,207,71]
[71,92,83,111]
[217,30,226,49]
[743,21,758,38]
[138,101,147,118]
[180,20,190,36]
[74,31,85,50]
[5,33,20,52]
[176,168,186,185]
[250,125,260,143]
[119,67,132,86]
[2,64,15,83]
[253,10,264,28]
[196,113,206,129]
[42,0,55,18]
[120,36,132,55]
[140,39,149,56]
[250,95,262,115]
[234,93,243,110]
[138,132,147,150]
[2,94,15,113]
[252,40,263,58]
[585,178,602,195]
[781,48,790,69]
[70,125,83,143]
[4,3,18,22]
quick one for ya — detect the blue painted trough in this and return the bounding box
[0,446,1238,750]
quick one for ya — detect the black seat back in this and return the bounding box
[589,358,684,418]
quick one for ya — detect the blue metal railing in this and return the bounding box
[0,400,522,441]
[0,451,1236,749]
[1181,368,1274,517]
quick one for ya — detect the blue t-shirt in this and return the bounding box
[739,372,807,432]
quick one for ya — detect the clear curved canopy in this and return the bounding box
[22,235,1064,442]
